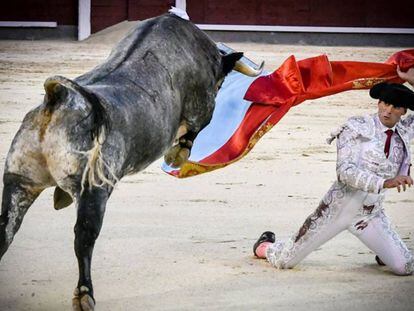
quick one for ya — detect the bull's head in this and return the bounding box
[219,42,265,78]
[164,51,264,169]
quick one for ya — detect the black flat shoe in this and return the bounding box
[375,255,386,266]
[253,231,275,257]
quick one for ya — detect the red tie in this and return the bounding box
[384,129,393,158]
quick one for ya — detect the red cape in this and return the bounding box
[166,49,414,178]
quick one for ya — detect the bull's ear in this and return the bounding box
[44,78,68,105]
[222,52,244,75]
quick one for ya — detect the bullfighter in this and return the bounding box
[253,81,414,275]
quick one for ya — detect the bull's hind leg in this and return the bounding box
[72,186,110,311]
[0,173,42,259]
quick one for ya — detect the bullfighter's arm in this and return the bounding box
[400,113,414,140]
[335,126,384,193]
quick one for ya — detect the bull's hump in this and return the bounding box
[75,14,191,86]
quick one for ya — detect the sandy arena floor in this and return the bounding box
[0,23,413,310]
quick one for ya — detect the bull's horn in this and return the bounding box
[234,60,264,77]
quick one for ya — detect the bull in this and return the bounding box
[0,13,261,310]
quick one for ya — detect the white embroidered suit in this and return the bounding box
[266,113,414,275]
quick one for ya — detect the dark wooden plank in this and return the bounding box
[0,0,76,25]
[91,0,128,33]
[187,0,414,28]
[186,0,205,23]
[127,0,174,21]
[203,0,257,24]
[308,0,366,27]
[365,1,414,27]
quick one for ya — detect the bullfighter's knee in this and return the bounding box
[266,241,299,269]
[388,257,414,276]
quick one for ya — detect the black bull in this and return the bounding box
[0,13,255,310]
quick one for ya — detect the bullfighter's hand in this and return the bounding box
[397,66,414,86]
[383,175,413,192]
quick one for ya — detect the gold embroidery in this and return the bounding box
[177,121,275,178]
[352,78,386,89]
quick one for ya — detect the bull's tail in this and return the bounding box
[44,76,119,193]
[72,81,119,192]
[79,127,119,194]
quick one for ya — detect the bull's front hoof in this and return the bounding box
[72,286,95,311]
[164,145,190,168]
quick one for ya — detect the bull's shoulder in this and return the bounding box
[75,14,194,86]
[75,18,158,85]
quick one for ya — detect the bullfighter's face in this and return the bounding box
[377,100,406,128]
